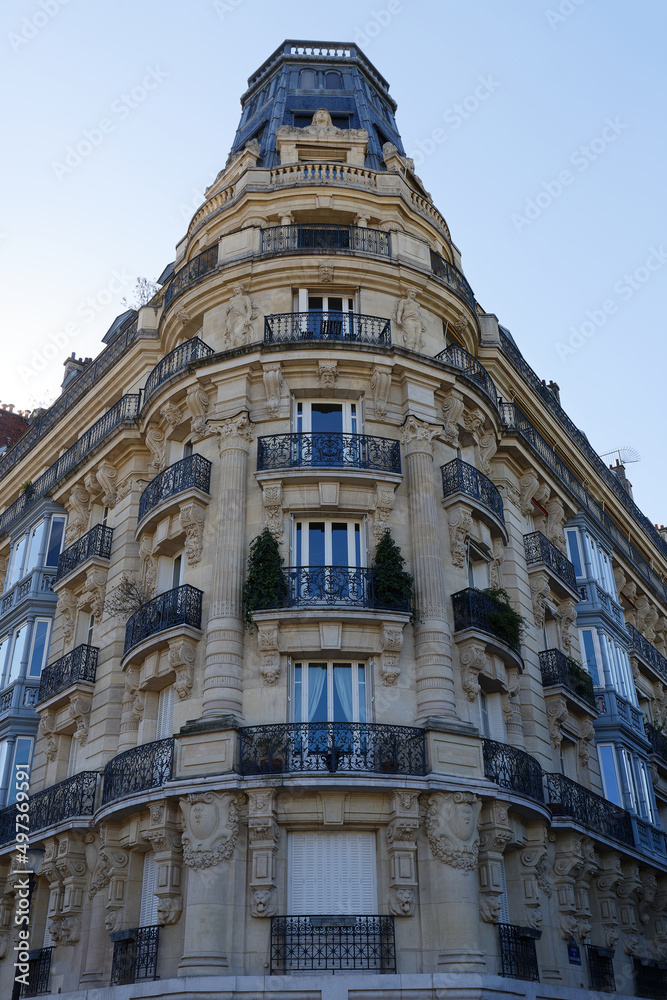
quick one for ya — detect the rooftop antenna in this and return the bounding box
[599,445,641,465]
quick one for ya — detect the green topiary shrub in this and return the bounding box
[482,587,527,650]
[371,531,414,612]
[242,528,286,622]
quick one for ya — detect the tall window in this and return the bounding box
[25,521,47,574]
[325,71,342,89]
[7,738,33,804]
[294,520,363,568]
[28,620,51,678]
[299,69,317,89]
[6,534,28,589]
[294,400,359,435]
[293,662,367,724]
[289,831,377,914]
[45,517,67,568]
[155,686,175,741]
[7,623,29,685]
[139,854,158,926]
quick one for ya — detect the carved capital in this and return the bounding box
[213,412,253,455]
[400,415,439,457]
[424,791,481,870]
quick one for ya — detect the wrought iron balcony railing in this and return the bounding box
[138,454,212,521]
[586,945,616,994]
[441,458,504,524]
[19,946,53,997]
[482,739,545,804]
[261,223,390,257]
[627,623,667,683]
[545,772,634,847]
[435,343,498,407]
[498,923,540,982]
[239,722,426,776]
[633,956,667,1000]
[538,649,595,708]
[646,722,667,766]
[163,245,218,306]
[270,915,396,975]
[1,570,56,618]
[29,771,98,833]
[257,432,401,474]
[0,803,18,847]
[523,531,577,592]
[430,250,476,310]
[268,566,409,612]
[38,644,99,703]
[110,925,160,985]
[451,587,521,654]
[56,524,113,582]
[596,688,645,735]
[124,584,203,654]
[141,336,215,407]
[102,738,174,806]
[264,311,391,347]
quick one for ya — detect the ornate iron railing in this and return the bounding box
[586,945,616,993]
[482,739,544,803]
[102,739,174,805]
[138,454,212,521]
[142,336,215,406]
[441,458,504,523]
[498,923,540,981]
[264,311,391,347]
[270,915,396,975]
[0,394,141,540]
[29,772,98,833]
[546,772,634,847]
[451,587,521,653]
[110,925,160,985]
[633,956,667,999]
[257,432,401,474]
[56,524,113,582]
[0,312,139,483]
[124,584,203,654]
[163,245,218,306]
[646,722,667,766]
[436,342,498,406]
[633,816,667,858]
[276,566,409,612]
[0,803,18,846]
[430,251,476,310]
[538,649,595,708]
[239,722,426,776]
[627,623,667,683]
[523,531,577,591]
[261,223,390,257]
[597,688,645,735]
[19,946,53,997]
[38,644,99,702]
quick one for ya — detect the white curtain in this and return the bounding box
[333,666,353,722]
[307,665,327,721]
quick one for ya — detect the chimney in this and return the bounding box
[547,381,561,405]
[658,525,667,544]
[610,459,633,498]
[61,353,90,390]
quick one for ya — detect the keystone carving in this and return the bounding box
[185,385,210,439]
[262,364,284,417]
[317,361,338,388]
[424,791,481,870]
[179,791,242,869]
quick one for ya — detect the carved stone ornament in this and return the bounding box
[66,484,91,543]
[441,388,465,448]
[262,363,284,417]
[160,402,183,435]
[168,638,197,700]
[579,718,596,768]
[389,887,415,916]
[530,571,550,629]
[424,791,481,870]
[222,283,259,348]
[318,262,334,283]
[258,624,280,686]
[185,384,210,440]
[213,411,253,455]
[372,484,395,543]
[458,640,487,701]
[400,415,439,457]
[179,791,242,869]
[56,590,78,647]
[547,696,568,748]
[393,290,426,351]
[251,886,277,918]
[545,495,567,553]
[277,107,368,141]
[477,430,498,476]
[559,598,578,655]
[39,711,58,762]
[447,504,473,568]
[463,407,485,440]
[68,696,92,745]
[379,624,404,686]
[262,484,283,541]
[139,535,157,595]
[77,568,107,622]
[96,461,118,507]
[317,361,338,388]
[146,423,167,472]
[519,471,540,517]
[489,537,505,589]
[370,366,392,419]
[179,501,206,565]
[157,895,183,926]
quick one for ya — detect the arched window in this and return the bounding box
[325,72,342,90]
[299,69,317,89]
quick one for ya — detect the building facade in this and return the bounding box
[0,38,666,1000]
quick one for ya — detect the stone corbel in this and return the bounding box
[160,401,183,437]
[56,590,78,648]
[247,789,279,918]
[370,366,392,419]
[617,863,644,955]
[378,623,405,686]
[578,718,596,768]
[39,710,58,761]
[52,833,88,944]
[477,801,512,923]
[76,568,107,622]
[66,484,91,543]
[179,500,207,565]
[546,695,569,748]
[594,853,623,949]
[441,388,465,448]
[257,624,280,686]
[88,829,130,936]
[142,801,183,926]
[262,364,284,418]
[552,832,587,941]
[545,495,567,554]
[146,423,167,472]
[185,384,210,440]
[518,827,550,931]
[372,483,396,543]
[559,598,578,656]
[68,696,91,746]
[262,484,284,542]
[457,639,488,701]
[447,503,473,568]
[96,461,118,508]
[167,638,197,700]
[386,790,420,916]
[529,571,550,628]
[518,470,541,517]
[119,665,144,741]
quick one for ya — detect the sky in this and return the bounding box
[0,0,665,526]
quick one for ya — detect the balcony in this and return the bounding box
[0,683,40,715]
[441,458,505,528]
[264,311,391,347]
[124,584,203,655]
[430,250,476,311]
[271,567,409,612]
[627,622,667,684]
[523,531,577,594]
[38,644,98,703]
[646,722,667,767]
[633,957,667,999]
[29,772,98,833]
[596,688,645,737]
[452,588,521,655]
[586,945,616,994]
[1,570,56,618]
[538,649,595,709]
[163,245,218,307]
[546,772,634,847]
[138,453,212,523]
[239,722,426,776]
[19,946,53,997]
[257,432,401,475]
[55,524,113,583]
[110,925,159,985]
[498,923,540,982]
[482,739,544,804]
[141,336,215,407]
[435,343,498,408]
[0,803,18,847]
[270,915,396,975]
[261,223,390,258]
[102,738,174,806]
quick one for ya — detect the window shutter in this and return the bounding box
[156,686,175,741]
[289,832,377,915]
[487,693,506,742]
[498,857,510,924]
[67,737,79,778]
[139,854,158,926]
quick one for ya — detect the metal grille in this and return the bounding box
[261,224,389,257]
[102,739,174,806]
[257,432,401,474]
[138,453,212,521]
[56,524,113,581]
[429,251,476,310]
[538,649,595,707]
[124,584,203,654]
[270,915,396,974]
[441,458,504,523]
[498,924,540,981]
[142,336,215,406]
[546,772,634,847]
[264,311,391,347]
[279,566,408,611]
[627,623,667,683]
[163,245,218,306]
[451,587,521,653]
[435,343,498,406]
[646,722,667,766]
[110,925,160,985]
[29,771,98,833]
[483,739,544,803]
[37,644,99,702]
[0,803,18,847]
[523,531,577,591]
[587,945,616,993]
[633,957,667,999]
[239,722,426,776]
[18,947,53,997]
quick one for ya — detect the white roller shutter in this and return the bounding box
[156,686,175,741]
[498,857,510,924]
[288,831,377,914]
[139,853,158,926]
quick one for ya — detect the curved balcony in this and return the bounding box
[546,772,635,847]
[627,622,667,683]
[270,567,409,612]
[452,587,521,655]
[124,584,203,655]
[482,739,544,804]
[239,722,426,776]
[0,803,18,847]
[264,311,391,347]
[646,722,667,768]
[138,453,212,523]
[430,250,476,311]
[257,432,401,475]
[38,644,98,703]
[163,245,218,307]
[441,458,505,529]
[524,531,577,594]
[270,915,396,975]
[261,223,389,258]
[56,524,113,583]
[30,771,98,833]
[102,738,174,806]
[142,336,215,408]
[538,648,595,709]
[436,343,498,408]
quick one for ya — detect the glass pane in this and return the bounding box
[8,536,28,588]
[331,524,348,566]
[358,665,366,723]
[581,631,599,685]
[7,738,33,803]
[296,522,302,566]
[8,624,29,684]
[307,664,328,722]
[308,296,323,311]
[0,638,8,681]
[309,523,325,566]
[332,664,353,721]
[46,517,66,567]
[328,297,343,312]
[294,664,302,723]
[311,403,343,433]
[598,746,622,806]
[28,621,50,677]
[325,72,342,89]
[26,521,46,573]
[566,531,583,577]
[300,69,316,89]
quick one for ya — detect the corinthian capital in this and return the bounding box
[213,411,254,455]
[400,415,440,457]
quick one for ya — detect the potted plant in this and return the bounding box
[242,528,286,623]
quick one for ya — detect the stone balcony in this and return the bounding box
[523,530,578,597]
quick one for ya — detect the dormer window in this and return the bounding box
[325,72,342,89]
[299,69,317,89]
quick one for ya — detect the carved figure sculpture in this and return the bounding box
[223,284,259,348]
[394,290,426,351]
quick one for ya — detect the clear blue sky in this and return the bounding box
[1,0,665,526]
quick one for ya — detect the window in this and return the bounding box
[7,534,28,589]
[183,441,193,458]
[0,637,9,684]
[155,686,175,741]
[171,555,183,591]
[295,400,359,435]
[325,71,342,89]
[299,69,317,89]
[598,744,622,806]
[7,738,33,804]
[566,530,583,578]
[289,831,377,914]
[293,662,368,724]
[294,520,363,568]
[7,623,29,685]
[478,690,505,741]
[467,543,489,590]
[45,517,66,568]
[67,736,79,778]
[559,737,578,780]
[579,629,600,685]
[86,614,95,647]
[25,521,47,574]
[28,620,51,678]
[139,854,158,926]
[102,506,109,526]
